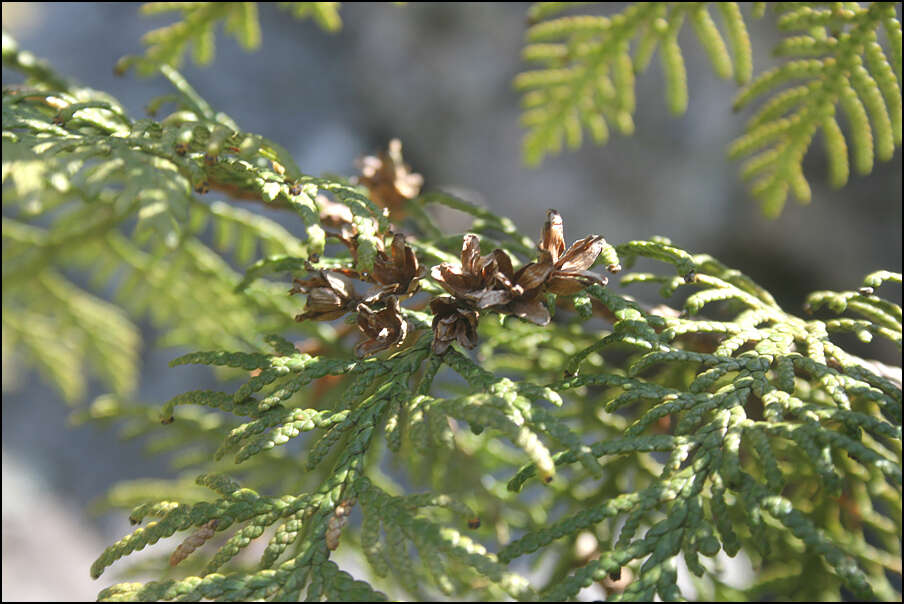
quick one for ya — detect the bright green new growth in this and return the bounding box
[517,2,902,217]
[2,7,902,604]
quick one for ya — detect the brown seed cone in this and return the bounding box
[290,270,358,321]
[431,234,514,308]
[354,296,409,357]
[538,209,608,295]
[492,250,553,326]
[356,138,423,215]
[430,233,552,325]
[372,232,426,295]
[430,297,480,354]
[428,210,609,328]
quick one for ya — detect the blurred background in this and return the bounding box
[2,2,901,600]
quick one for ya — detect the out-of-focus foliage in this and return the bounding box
[517,2,902,217]
[113,1,904,217]
[2,29,381,401]
[116,2,342,76]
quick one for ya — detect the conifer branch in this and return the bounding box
[2,19,900,602]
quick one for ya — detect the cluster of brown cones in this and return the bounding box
[289,231,425,357]
[290,140,613,356]
[292,205,612,356]
[428,210,611,353]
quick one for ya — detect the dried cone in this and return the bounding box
[537,209,608,295]
[431,234,514,309]
[290,270,358,321]
[430,233,553,325]
[492,249,554,326]
[488,209,609,323]
[372,232,426,296]
[354,296,409,357]
[430,297,480,354]
[356,138,423,215]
